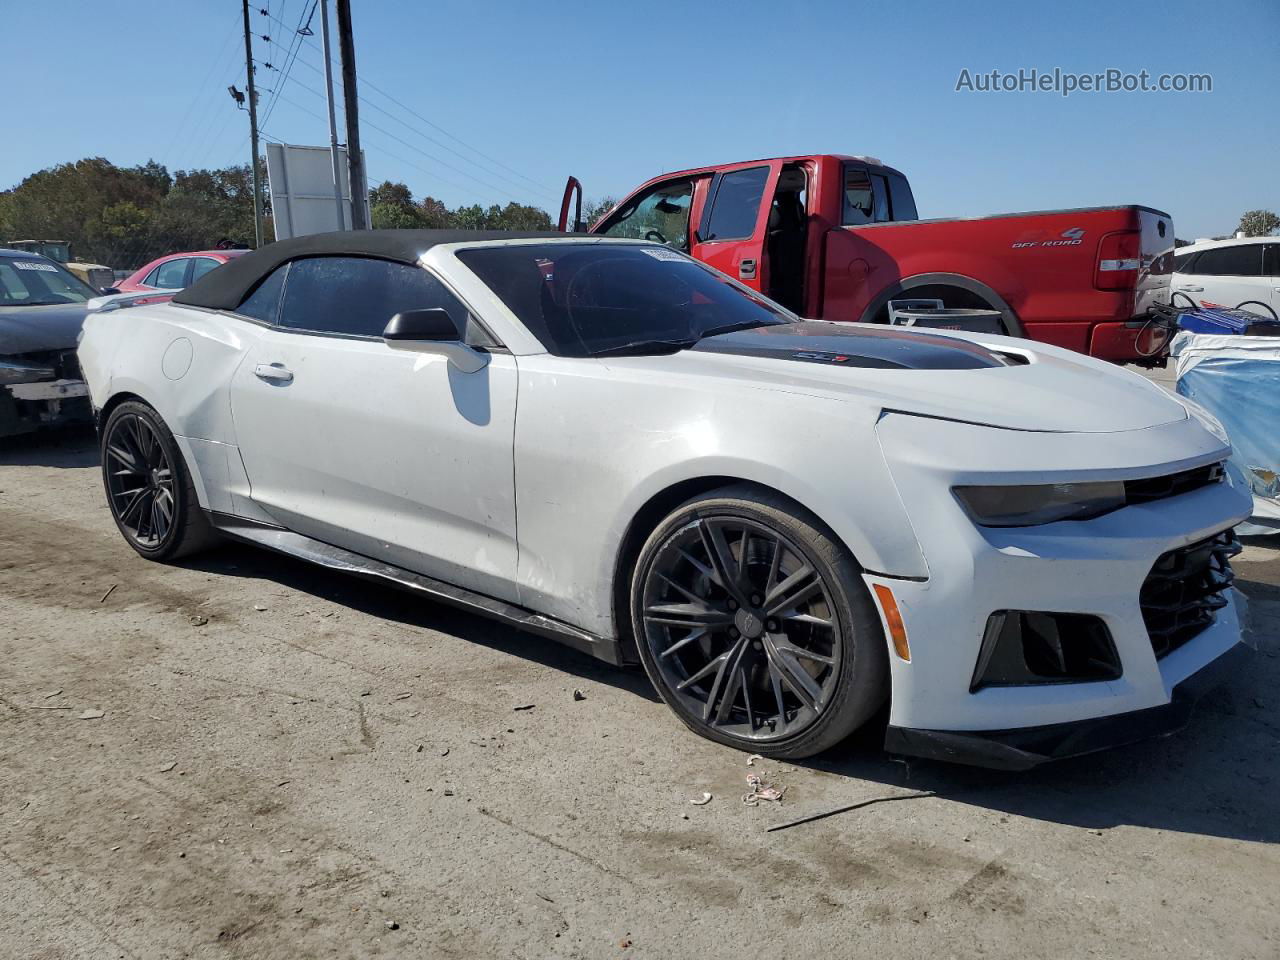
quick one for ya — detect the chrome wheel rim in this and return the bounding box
[105,414,175,548]
[640,516,843,742]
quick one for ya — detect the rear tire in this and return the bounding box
[100,400,218,561]
[630,484,888,759]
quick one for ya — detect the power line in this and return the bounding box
[283,50,559,205]
[258,0,316,130]
[162,22,241,166]
[257,82,484,200]
[184,56,253,173]
[257,62,540,207]
[257,8,559,199]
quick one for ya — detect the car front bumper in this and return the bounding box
[865,411,1252,766]
[1,377,91,438]
[883,641,1249,770]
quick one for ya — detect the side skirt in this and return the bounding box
[207,512,625,666]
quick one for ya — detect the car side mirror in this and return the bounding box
[382,308,489,373]
[99,286,121,296]
[383,307,458,342]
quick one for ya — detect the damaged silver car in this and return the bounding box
[0,247,96,438]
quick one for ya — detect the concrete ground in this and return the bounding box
[2,428,1278,960]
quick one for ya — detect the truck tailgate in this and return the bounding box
[1133,207,1175,317]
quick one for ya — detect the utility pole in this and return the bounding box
[241,0,264,247]
[319,0,346,229]
[335,0,367,230]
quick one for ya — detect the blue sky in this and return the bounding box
[5,0,1277,239]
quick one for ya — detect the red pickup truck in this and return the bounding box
[560,154,1174,362]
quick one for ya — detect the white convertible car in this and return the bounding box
[78,230,1252,768]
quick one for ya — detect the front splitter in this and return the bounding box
[884,642,1249,771]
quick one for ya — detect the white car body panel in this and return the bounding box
[1172,236,1280,319]
[228,326,521,601]
[77,235,1252,755]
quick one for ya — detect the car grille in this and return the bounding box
[1125,462,1224,506]
[11,349,82,381]
[1140,528,1239,659]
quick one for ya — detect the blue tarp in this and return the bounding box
[1177,306,1280,336]
[1172,331,1280,535]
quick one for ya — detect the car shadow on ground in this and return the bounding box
[179,541,662,704]
[0,426,98,468]
[801,681,1279,846]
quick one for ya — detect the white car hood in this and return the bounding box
[654,322,1187,434]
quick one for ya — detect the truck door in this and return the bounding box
[592,176,700,252]
[691,162,780,293]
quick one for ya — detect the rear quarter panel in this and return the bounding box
[80,303,256,510]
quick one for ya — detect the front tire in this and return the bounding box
[100,400,217,561]
[631,485,888,759]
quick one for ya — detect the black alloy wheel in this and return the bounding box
[633,487,888,758]
[104,411,176,548]
[100,400,217,561]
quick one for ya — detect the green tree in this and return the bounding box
[1236,209,1280,237]
[417,196,452,229]
[0,157,171,264]
[0,157,266,268]
[369,181,415,209]
[370,201,426,229]
[582,196,618,230]
[368,180,426,229]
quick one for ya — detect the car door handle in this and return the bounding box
[1176,285,1204,292]
[739,258,757,280]
[254,362,294,383]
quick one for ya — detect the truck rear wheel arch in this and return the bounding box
[859,273,1023,337]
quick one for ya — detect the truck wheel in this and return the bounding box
[631,485,889,759]
[101,400,218,561]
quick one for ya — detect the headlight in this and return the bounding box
[954,481,1126,527]
[0,358,56,386]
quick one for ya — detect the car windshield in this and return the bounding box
[455,243,793,357]
[0,257,96,305]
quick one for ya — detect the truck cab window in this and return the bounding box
[843,168,876,225]
[703,167,770,242]
[839,166,890,226]
[886,172,918,221]
[600,180,694,250]
[871,175,890,222]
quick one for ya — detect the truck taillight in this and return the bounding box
[1095,230,1141,290]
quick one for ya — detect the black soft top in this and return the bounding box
[172,229,568,310]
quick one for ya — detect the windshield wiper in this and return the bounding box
[588,338,699,357]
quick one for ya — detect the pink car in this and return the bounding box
[117,249,250,296]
